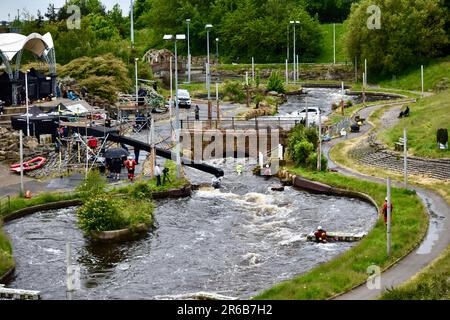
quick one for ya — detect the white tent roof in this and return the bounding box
[0,32,54,62]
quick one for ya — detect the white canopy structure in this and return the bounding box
[0,32,57,105]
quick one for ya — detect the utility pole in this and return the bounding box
[169,56,174,142]
[186,18,191,83]
[333,23,336,64]
[19,130,24,196]
[130,0,134,48]
[317,108,322,171]
[285,59,288,85]
[387,177,392,257]
[403,128,408,189]
[421,65,424,97]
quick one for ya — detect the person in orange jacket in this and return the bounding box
[124,155,137,182]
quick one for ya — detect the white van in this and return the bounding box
[176,89,192,108]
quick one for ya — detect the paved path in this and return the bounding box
[322,100,450,300]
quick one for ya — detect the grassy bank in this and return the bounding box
[380,245,450,300]
[0,226,14,280]
[378,89,450,159]
[315,23,348,64]
[377,57,450,92]
[255,166,427,300]
[0,191,79,280]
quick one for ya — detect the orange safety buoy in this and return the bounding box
[25,190,32,198]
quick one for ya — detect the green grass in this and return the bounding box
[377,57,450,92]
[0,225,14,279]
[0,191,79,279]
[378,89,450,159]
[314,24,348,64]
[380,245,450,300]
[254,166,428,300]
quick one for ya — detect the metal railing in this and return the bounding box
[181,117,303,131]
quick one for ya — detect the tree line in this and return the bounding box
[7,0,449,77]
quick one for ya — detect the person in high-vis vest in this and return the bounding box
[124,156,137,182]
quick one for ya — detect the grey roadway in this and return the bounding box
[322,100,450,300]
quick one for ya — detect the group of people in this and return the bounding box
[109,155,171,186]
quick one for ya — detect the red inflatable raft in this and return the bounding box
[10,156,47,173]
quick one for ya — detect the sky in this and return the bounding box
[0,0,132,22]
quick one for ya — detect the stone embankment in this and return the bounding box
[350,134,450,181]
[0,128,53,163]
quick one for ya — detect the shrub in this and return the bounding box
[287,124,320,167]
[75,170,107,201]
[130,181,153,200]
[77,195,127,233]
[223,80,245,103]
[306,152,328,171]
[267,71,285,94]
[293,140,315,165]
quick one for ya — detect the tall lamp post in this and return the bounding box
[215,38,219,65]
[186,18,191,83]
[290,20,299,83]
[164,34,186,179]
[25,69,30,136]
[134,58,139,106]
[205,24,213,122]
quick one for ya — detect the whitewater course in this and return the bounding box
[3,89,392,299]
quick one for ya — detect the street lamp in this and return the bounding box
[290,20,300,83]
[134,58,139,106]
[186,18,191,83]
[215,38,219,64]
[163,34,186,179]
[205,24,213,121]
[25,69,30,136]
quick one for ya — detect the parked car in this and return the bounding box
[286,106,328,125]
[176,89,192,108]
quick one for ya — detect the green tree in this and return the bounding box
[344,0,449,76]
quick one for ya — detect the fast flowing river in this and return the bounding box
[4,158,377,300]
[3,89,383,299]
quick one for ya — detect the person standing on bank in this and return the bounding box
[194,105,200,121]
[124,156,137,182]
[381,197,394,225]
[155,163,162,186]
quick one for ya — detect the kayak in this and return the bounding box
[10,156,47,173]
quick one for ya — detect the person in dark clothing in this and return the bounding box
[398,105,410,118]
[314,226,327,243]
[162,166,171,184]
[194,105,200,121]
[134,148,140,164]
[112,157,122,180]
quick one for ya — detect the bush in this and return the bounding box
[293,140,315,165]
[267,71,285,94]
[306,152,328,171]
[77,195,127,233]
[287,124,320,167]
[223,80,245,103]
[75,170,107,201]
[130,181,153,200]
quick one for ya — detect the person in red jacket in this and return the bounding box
[314,226,327,243]
[382,197,394,225]
[124,155,137,182]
